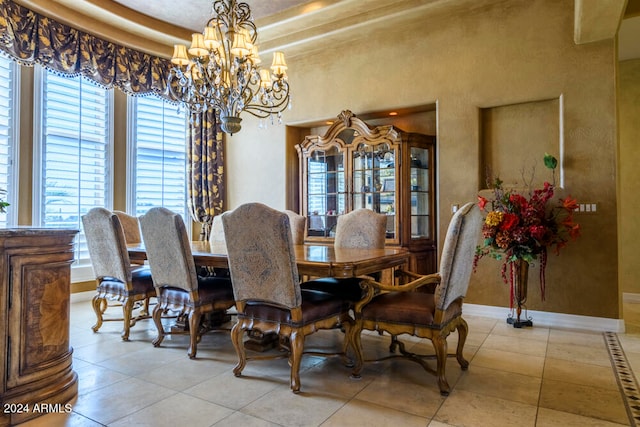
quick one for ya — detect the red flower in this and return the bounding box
[529,225,547,241]
[509,193,528,209]
[561,216,575,228]
[554,240,567,255]
[561,196,578,211]
[478,196,488,211]
[500,213,519,231]
[569,223,580,240]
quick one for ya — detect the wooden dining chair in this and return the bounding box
[222,202,354,393]
[207,214,231,278]
[283,209,306,245]
[301,208,387,301]
[334,208,387,249]
[349,202,483,395]
[113,210,142,244]
[82,207,156,341]
[139,207,235,359]
[209,214,226,246]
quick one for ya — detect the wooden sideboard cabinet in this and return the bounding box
[0,228,78,426]
[296,110,437,274]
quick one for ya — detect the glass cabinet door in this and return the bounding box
[410,146,431,239]
[306,145,345,237]
[351,142,397,239]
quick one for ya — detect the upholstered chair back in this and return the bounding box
[113,210,142,244]
[209,215,226,245]
[140,207,198,292]
[334,208,387,249]
[82,207,131,284]
[222,203,301,308]
[283,210,306,245]
[435,202,483,311]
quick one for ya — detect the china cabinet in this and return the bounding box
[296,110,436,274]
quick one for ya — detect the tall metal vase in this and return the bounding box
[507,259,533,328]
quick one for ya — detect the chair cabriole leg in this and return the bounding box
[456,318,470,370]
[140,297,150,317]
[91,295,104,333]
[231,321,247,376]
[151,304,165,347]
[121,298,134,341]
[289,331,304,393]
[187,311,201,359]
[432,333,450,396]
[341,319,355,367]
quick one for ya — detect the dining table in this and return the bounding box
[128,241,410,350]
[127,241,410,280]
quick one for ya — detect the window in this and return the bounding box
[128,95,188,221]
[34,67,113,265]
[0,54,18,228]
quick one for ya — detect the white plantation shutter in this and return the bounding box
[36,68,112,264]
[129,96,187,221]
[0,55,17,228]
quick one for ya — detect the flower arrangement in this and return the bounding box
[473,154,580,301]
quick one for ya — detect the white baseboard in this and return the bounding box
[464,303,625,333]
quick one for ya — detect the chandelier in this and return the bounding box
[168,0,291,134]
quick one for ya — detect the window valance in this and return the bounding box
[0,0,172,99]
[0,0,224,234]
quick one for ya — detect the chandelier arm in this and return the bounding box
[212,0,231,28]
[240,79,290,118]
[242,108,283,119]
[244,96,291,118]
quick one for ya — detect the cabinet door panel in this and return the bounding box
[305,146,345,237]
[351,142,398,239]
[409,146,432,240]
[7,253,73,389]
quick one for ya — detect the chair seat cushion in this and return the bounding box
[131,265,154,291]
[240,289,349,326]
[99,265,154,296]
[159,276,234,308]
[300,277,364,302]
[362,292,439,326]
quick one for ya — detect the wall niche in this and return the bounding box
[480,97,562,189]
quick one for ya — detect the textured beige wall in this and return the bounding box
[227,0,619,318]
[619,59,640,295]
[226,122,289,209]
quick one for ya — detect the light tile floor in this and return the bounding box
[20,300,640,427]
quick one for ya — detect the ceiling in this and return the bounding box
[113,0,319,30]
[12,0,640,60]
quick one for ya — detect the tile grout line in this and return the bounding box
[604,331,640,427]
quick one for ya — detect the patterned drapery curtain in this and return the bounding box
[188,108,225,241]
[0,0,226,233]
[0,0,172,98]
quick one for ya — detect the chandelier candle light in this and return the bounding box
[168,0,291,134]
